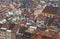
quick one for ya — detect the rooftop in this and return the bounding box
[42,6,58,14]
[0,24,20,34]
[42,6,60,18]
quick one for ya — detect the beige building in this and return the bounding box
[34,3,47,15]
[0,28,6,39]
[0,24,20,39]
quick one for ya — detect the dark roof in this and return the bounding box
[0,6,10,13]
[2,24,9,28]
[56,7,60,16]
[0,24,3,28]
[42,6,58,14]
[9,24,15,30]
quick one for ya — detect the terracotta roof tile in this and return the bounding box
[2,24,9,29]
[20,21,26,25]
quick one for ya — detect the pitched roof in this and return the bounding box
[42,6,60,18]
[12,24,20,33]
[2,24,9,29]
[56,7,60,16]
[42,6,58,14]
[0,24,3,28]
[0,6,11,13]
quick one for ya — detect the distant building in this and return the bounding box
[0,24,20,39]
[34,2,47,15]
[42,6,60,25]
[45,0,60,7]
[22,0,32,8]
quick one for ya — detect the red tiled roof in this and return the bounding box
[20,21,26,25]
[23,12,36,19]
[2,24,9,29]
[0,24,3,28]
[0,6,10,13]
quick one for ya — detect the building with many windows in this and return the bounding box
[0,24,20,39]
